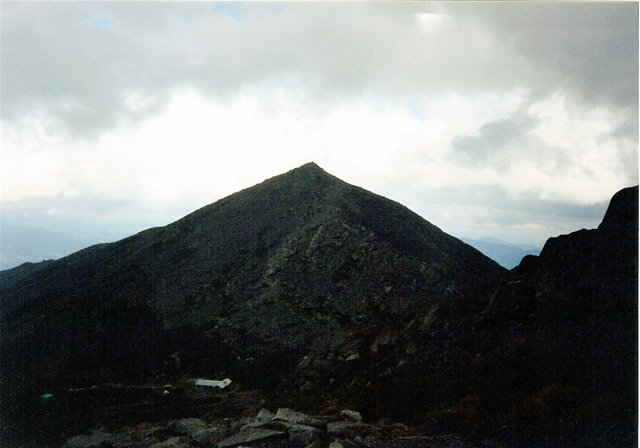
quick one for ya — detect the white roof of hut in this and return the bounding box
[195,378,232,388]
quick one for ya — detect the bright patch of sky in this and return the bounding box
[210,2,243,22]
[91,14,112,31]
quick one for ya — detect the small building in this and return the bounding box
[194,378,232,389]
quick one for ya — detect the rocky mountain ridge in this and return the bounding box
[1,164,636,448]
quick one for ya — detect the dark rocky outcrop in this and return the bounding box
[451,186,638,446]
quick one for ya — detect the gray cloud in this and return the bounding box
[450,119,522,170]
[454,2,639,110]
[4,2,635,138]
[402,185,611,245]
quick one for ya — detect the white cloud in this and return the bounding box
[393,91,636,205]
[4,86,632,217]
[415,12,448,32]
[2,89,421,212]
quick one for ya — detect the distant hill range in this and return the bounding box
[460,237,541,269]
[0,226,97,270]
[1,163,636,448]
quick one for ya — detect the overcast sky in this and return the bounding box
[2,1,638,254]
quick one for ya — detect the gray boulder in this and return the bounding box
[216,428,286,447]
[166,418,208,437]
[326,422,379,439]
[149,437,192,448]
[273,408,310,423]
[192,426,230,445]
[63,431,130,448]
[339,410,363,423]
[288,424,321,447]
[274,408,325,429]
[255,408,277,421]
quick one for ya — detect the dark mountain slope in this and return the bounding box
[453,186,638,445]
[0,163,504,446]
[1,163,499,323]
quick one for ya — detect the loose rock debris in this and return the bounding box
[61,407,499,448]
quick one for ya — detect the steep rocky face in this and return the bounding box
[453,186,638,445]
[0,163,504,446]
[1,163,501,322]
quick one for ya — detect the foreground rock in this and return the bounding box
[62,431,130,448]
[217,427,286,447]
[61,407,494,448]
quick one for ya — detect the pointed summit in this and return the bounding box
[268,161,335,187]
[285,161,332,184]
[258,161,338,192]
[294,161,324,172]
[599,185,638,234]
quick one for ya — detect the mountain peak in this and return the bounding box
[279,161,333,184]
[237,161,341,201]
[296,161,323,171]
[598,185,638,234]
